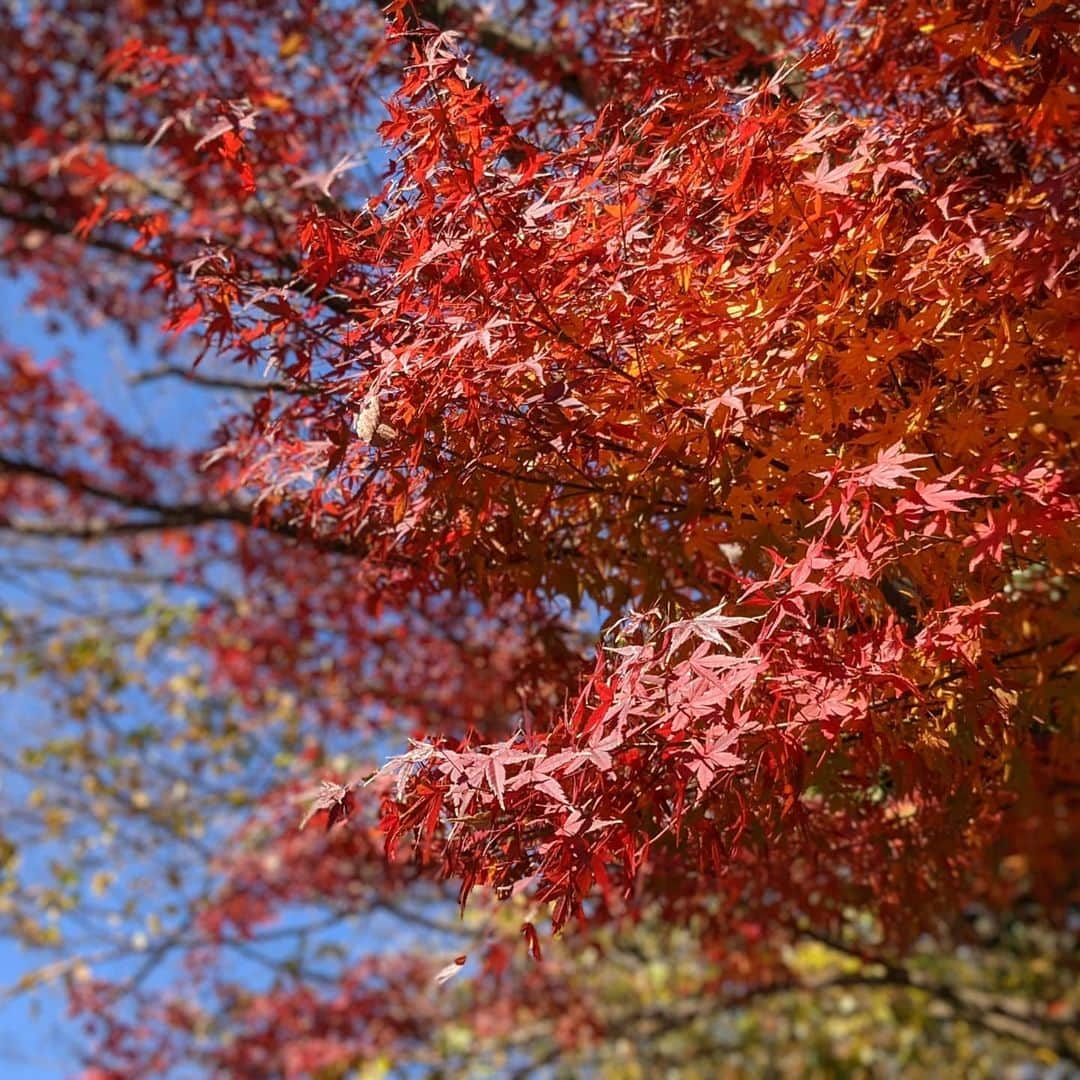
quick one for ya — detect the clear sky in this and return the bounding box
[0,275,454,1077]
[1,286,91,1076]
[0,277,220,1077]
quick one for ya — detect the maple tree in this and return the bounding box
[0,0,1078,1074]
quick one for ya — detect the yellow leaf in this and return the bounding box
[259,91,291,112]
[279,31,305,59]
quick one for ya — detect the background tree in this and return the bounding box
[0,0,1076,1075]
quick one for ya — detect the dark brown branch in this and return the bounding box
[396,0,594,105]
[0,189,366,322]
[128,364,315,395]
[802,930,1079,1064]
[511,965,1077,1080]
[0,201,164,265]
[0,454,363,556]
[0,454,250,523]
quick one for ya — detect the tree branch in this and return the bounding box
[128,364,316,395]
[801,930,1079,1065]
[0,454,362,555]
[396,0,595,105]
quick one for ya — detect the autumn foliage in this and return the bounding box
[0,0,1077,1074]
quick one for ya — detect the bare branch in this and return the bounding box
[389,0,596,105]
[0,453,364,556]
[128,364,315,395]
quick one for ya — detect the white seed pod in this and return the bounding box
[351,394,381,443]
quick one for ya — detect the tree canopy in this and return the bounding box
[0,0,1077,1075]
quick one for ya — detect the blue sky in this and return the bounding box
[0,278,218,1077]
[1,289,94,1076]
[0,274,471,1077]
